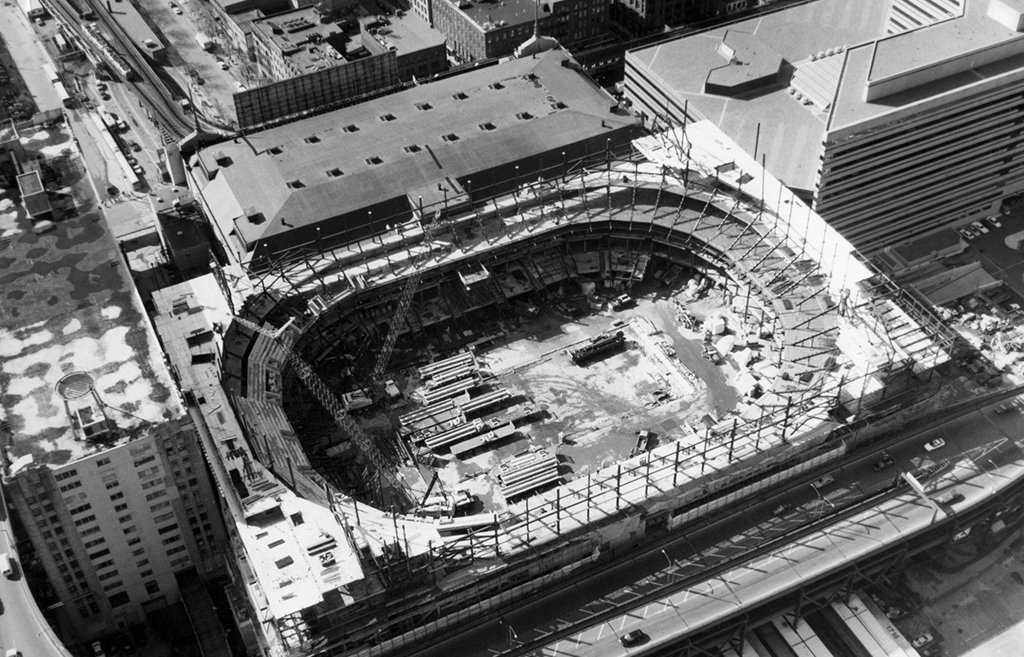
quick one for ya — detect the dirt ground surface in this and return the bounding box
[410,282,749,511]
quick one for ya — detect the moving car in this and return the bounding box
[218,61,229,70]
[810,475,834,490]
[924,438,945,452]
[620,630,646,647]
[0,553,13,578]
[772,502,793,517]
[872,453,894,472]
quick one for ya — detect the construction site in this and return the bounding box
[177,115,991,657]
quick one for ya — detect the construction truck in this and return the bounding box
[195,33,215,51]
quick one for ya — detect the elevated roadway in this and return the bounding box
[404,389,1024,657]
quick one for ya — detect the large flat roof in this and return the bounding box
[195,49,634,251]
[251,7,347,71]
[627,0,1024,191]
[1,126,181,470]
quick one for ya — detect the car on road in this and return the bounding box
[132,165,144,176]
[0,553,14,578]
[126,155,137,165]
[130,141,141,152]
[810,475,834,490]
[92,641,106,657]
[872,453,894,472]
[772,502,793,517]
[936,489,964,505]
[912,634,935,648]
[35,17,44,25]
[972,220,990,234]
[219,61,229,70]
[924,438,945,452]
[620,630,646,647]
[96,82,108,92]
[101,93,111,101]
[174,7,182,13]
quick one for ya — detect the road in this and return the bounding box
[407,391,1024,657]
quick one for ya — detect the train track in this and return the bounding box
[46,0,195,140]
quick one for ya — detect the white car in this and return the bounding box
[986,215,1003,228]
[924,438,945,452]
[219,61,229,70]
[958,227,976,241]
[912,634,934,648]
[971,220,989,234]
[810,475,834,490]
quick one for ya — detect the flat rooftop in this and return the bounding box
[251,7,347,72]
[1,125,181,470]
[458,0,546,29]
[102,0,164,56]
[194,49,633,252]
[361,12,446,54]
[627,0,1024,190]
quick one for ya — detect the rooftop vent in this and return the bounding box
[404,144,422,153]
[326,168,343,177]
[269,146,283,154]
[304,135,321,144]
[515,112,533,120]
[365,156,384,165]
[452,92,468,100]
[415,102,433,111]
[552,101,567,110]
[343,124,359,133]
[214,152,232,167]
[479,122,496,131]
[441,133,460,142]
[380,113,397,122]
[287,180,306,189]
[489,82,504,90]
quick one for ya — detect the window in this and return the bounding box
[68,504,92,515]
[139,569,153,578]
[55,469,78,481]
[162,535,182,546]
[102,581,124,591]
[141,480,162,491]
[114,503,128,512]
[98,570,120,581]
[123,526,137,535]
[108,591,130,608]
[170,556,190,568]
[133,455,156,468]
[145,491,167,501]
[95,559,115,570]
[118,514,133,523]
[131,548,145,557]
[110,492,124,501]
[150,501,171,512]
[158,524,180,535]
[145,580,160,595]
[167,545,187,556]
[59,481,82,492]
[127,537,141,546]
[81,526,101,537]
[84,538,106,549]
[73,515,96,527]
[155,512,175,523]
[105,481,120,490]
[96,458,111,467]
[88,548,110,560]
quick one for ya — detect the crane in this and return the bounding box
[372,208,449,381]
[233,316,407,504]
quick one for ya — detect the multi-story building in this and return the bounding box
[208,0,289,56]
[625,0,1024,255]
[360,12,447,81]
[431,0,608,62]
[250,7,349,82]
[6,416,227,637]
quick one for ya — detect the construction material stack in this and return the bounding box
[498,449,560,501]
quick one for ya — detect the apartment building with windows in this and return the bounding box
[6,418,227,637]
[625,0,1024,255]
[250,6,348,82]
[432,0,608,62]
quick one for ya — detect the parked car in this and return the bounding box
[885,606,907,619]
[96,82,108,92]
[873,453,894,472]
[35,17,44,25]
[219,61,229,70]
[811,475,835,490]
[913,634,935,648]
[958,227,976,241]
[92,641,106,657]
[130,142,141,152]
[174,7,182,13]
[971,220,990,234]
[620,630,646,647]
[924,438,946,452]
[986,215,1003,228]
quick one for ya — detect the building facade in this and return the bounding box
[624,0,1024,255]
[432,0,608,62]
[6,418,228,638]
[250,7,347,82]
[361,14,448,82]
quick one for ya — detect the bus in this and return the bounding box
[53,80,72,108]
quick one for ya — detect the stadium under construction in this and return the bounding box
[160,111,1024,657]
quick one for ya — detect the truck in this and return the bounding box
[195,33,214,51]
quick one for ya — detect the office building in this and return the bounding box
[625,0,1024,254]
